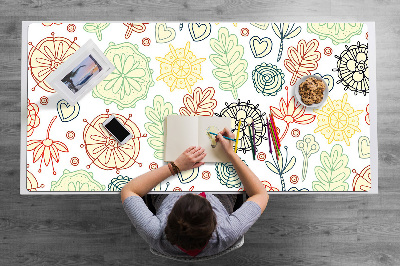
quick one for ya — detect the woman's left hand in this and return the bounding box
[174,146,206,172]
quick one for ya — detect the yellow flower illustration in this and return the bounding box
[156,42,206,93]
[314,94,363,146]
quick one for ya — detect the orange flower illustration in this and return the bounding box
[28,33,79,92]
[270,86,316,141]
[27,116,69,175]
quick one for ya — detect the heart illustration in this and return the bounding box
[250,23,269,30]
[188,23,211,42]
[177,167,199,184]
[155,23,176,43]
[250,36,273,58]
[358,136,370,159]
[57,99,80,122]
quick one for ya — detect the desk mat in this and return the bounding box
[23,22,373,193]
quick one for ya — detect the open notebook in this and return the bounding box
[164,115,233,162]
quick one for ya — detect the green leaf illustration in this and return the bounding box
[209,27,248,99]
[312,144,350,191]
[144,95,176,160]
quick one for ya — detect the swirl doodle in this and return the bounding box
[108,175,132,191]
[149,162,159,170]
[202,171,211,180]
[215,162,242,188]
[252,63,285,96]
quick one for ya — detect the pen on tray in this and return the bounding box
[234,119,241,153]
[266,118,273,154]
[248,125,255,160]
[208,132,236,141]
[251,121,256,160]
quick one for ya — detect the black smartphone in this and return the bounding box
[102,115,133,145]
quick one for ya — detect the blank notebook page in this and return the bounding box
[164,115,198,161]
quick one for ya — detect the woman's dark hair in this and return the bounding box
[165,193,217,250]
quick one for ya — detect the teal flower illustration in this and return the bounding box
[215,162,246,188]
[108,175,132,191]
[252,63,285,96]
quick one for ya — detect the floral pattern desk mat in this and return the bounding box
[24,22,372,193]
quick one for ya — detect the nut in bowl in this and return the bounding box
[294,75,329,109]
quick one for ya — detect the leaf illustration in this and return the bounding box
[282,156,296,174]
[312,144,350,191]
[179,87,217,116]
[272,23,302,62]
[284,39,321,86]
[265,161,279,174]
[145,95,176,160]
[209,27,248,99]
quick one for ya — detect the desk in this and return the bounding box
[20,22,377,194]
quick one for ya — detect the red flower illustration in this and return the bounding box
[27,99,40,137]
[270,86,316,141]
[179,87,217,116]
[27,116,68,175]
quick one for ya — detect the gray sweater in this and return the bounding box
[123,192,262,257]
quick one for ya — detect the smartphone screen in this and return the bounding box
[104,117,130,142]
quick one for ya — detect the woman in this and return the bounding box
[121,128,269,258]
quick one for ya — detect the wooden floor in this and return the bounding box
[1,0,399,265]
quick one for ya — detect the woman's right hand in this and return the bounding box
[215,127,236,157]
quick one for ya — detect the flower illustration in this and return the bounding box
[28,33,79,93]
[335,42,369,95]
[27,99,40,137]
[83,23,110,41]
[307,23,363,45]
[156,42,206,93]
[270,86,316,141]
[83,112,146,173]
[215,99,268,153]
[27,116,69,175]
[123,23,148,39]
[92,42,154,110]
[314,94,363,146]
